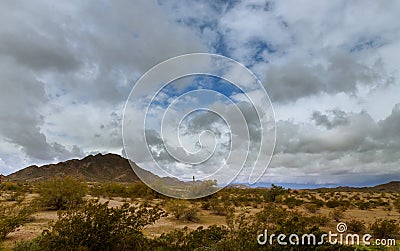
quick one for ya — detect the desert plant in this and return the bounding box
[209,198,234,216]
[181,207,199,222]
[370,219,399,239]
[37,176,87,210]
[394,198,400,213]
[126,182,157,199]
[305,203,319,213]
[165,199,190,220]
[189,179,218,197]
[165,200,199,222]
[329,208,344,222]
[326,199,341,208]
[264,184,287,202]
[155,225,229,250]
[347,219,366,233]
[0,202,35,240]
[357,201,371,210]
[25,200,166,250]
[284,196,303,208]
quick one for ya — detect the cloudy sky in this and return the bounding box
[1,0,400,187]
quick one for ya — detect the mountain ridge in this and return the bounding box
[5,153,141,183]
[4,154,400,192]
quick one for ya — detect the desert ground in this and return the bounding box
[1,180,400,250]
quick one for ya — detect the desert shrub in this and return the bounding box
[98,182,127,197]
[3,191,25,203]
[12,235,45,251]
[375,199,389,207]
[181,207,199,222]
[165,200,199,222]
[326,199,341,208]
[0,203,35,240]
[264,184,287,202]
[37,176,87,210]
[370,219,400,239]
[310,198,325,208]
[357,201,371,210]
[305,203,319,213]
[0,182,28,203]
[346,219,365,233]
[394,198,400,212]
[126,182,157,199]
[166,200,190,219]
[329,208,344,222]
[23,200,166,250]
[189,179,219,197]
[153,225,229,250]
[222,204,352,250]
[284,196,303,208]
[0,182,20,192]
[200,200,211,210]
[209,199,233,216]
[308,215,329,227]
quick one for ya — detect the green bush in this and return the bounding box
[126,182,157,199]
[90,182,159,199]
[284,197,303,208]
[166,200,189,219]
[357,201,371,210]
[37,176,87,210]
[0,182,28,203]
[154,225,229,250]
[21,200,166,250]
[165,200,199,222]
[326,200,341,208]
[329,208,344,222]
[0,182,20,192]
[190,180,218,197]
[0,202,35,240]
[394,198,400,212]
[264,184,287,203]
[305,203,319,213]
[347,219,365,233]
[370,219,399,239]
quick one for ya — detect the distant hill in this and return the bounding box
[5,153,142,183]
[312,181,400,193]
[368,181,400,192]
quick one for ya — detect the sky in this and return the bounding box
[0,0,400,187]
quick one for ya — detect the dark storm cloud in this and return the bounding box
[0,0,204,168]
[0,32,80,72]
[275,104,400,157]
[265,52,384,103]
[378,103,400,142]
[311,109,350,129]
[0,60,83,161]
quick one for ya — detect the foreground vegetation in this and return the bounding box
[1,177,400,250]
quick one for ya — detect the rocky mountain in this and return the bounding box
[5,153,142,183]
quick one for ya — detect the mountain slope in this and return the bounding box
[5,153,141,182]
